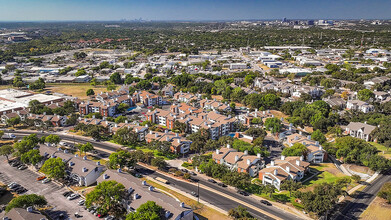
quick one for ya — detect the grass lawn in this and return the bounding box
[370,142,391,159]
[361,196,391,220]
[44,83,109,100]
[303,163,347,187]
[257,191,304,210]
[145,179,230,220]
[134,146,178,160]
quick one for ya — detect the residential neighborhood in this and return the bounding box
[1,10,391,220]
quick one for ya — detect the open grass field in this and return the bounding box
[361,196,391,220]
[370,142,391,159]
[145,179,230,220]
[0,83,110,100]
[303,163,347,187]
[44,83,109,100]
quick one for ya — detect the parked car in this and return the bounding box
[181,169,188,173]
[237,190,249,196]
[189,171,197,176]
[63,191,73,197]
[208,179,216,183]
[42,178,51,184]
[67,194,79,200]
[78,200,85,206]
[18,165,27,170]
[37,176,46,181]
[261,200,272,206]
[217,182,227,187]
[11,161,20,167]
[8,182,19,188]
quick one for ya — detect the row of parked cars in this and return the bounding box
[7,182,27,194]
[63,190,116,220]
[8,159,27,170]
[62,191,80,200]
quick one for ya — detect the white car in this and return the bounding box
[42,178,51,184]
[78,199,85,206]
[67,193,79,200]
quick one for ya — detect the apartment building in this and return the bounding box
[259,156,310,190]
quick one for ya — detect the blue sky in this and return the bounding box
[0,0,390,21]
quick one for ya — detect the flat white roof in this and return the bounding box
[16,94,62,104]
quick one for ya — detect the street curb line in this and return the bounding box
[146,176,229,216]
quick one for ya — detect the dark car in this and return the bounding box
[189,177,199,183]
[260,200,272,206]
[63,191,73,197]
[181,169,188,173]
[217,182,227,187]
[189,172,197,176]
[11,162,20,167]
[237,190,249,196]
[208,179,216,183]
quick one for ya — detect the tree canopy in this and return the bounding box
[86,180,126,217]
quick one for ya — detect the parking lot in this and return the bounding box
[0,157,96,220]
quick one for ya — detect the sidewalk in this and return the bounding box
[329,155,351,176]
[146,176,229,216]
[338,172,379,203]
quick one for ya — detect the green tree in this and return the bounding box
[113,127,138,145]
[110,72,123,84]
[78,142,94,156]
[20,149,42,165]
[117,103,129,113]
[264,117,282,133]
[151,157,167,170]
[174,121,187,133]
[13,76,25,88]
[45,134,60,146]
[5,194,47,212]
[75,68,87,76]
[281,179,302,197]
[228,205,254,219]
[40,158,66,180]
[357,89,375,102]
[264,184,275,198]
[108,150,135,169]
[86,88,95,96]
[126,201,163,220]
[6,116,21,127]
[378,182,391,204]
[86,181,126,217]
[282,143,308,157]
[311,130,327,144]
[351,174,361,183]
[0,145,14,162]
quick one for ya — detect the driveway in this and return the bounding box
[0,157,96,220]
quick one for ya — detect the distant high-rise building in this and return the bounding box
[282,17,287,22]
[308,20,314,25]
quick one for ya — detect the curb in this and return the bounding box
[146,176,229,216]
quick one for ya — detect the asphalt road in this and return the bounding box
[10,130,301,220]
[332,169,391,220]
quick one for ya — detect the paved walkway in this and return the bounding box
[329,155,351,176]
[338,172,379,203]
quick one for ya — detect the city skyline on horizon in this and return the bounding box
[0,0,390,22]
